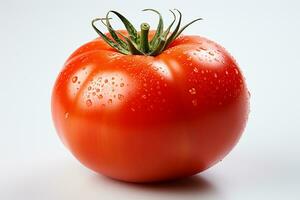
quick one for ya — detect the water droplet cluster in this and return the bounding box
[70,70,130,108]
[187,66,245,107]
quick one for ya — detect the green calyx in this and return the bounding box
[91,9,202,56]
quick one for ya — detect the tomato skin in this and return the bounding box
[52,33,249,182]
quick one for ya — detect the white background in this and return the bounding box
[0,0,300,199]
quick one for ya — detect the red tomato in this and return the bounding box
[52,10,249,182]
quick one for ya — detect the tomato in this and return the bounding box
[51,9,249,182]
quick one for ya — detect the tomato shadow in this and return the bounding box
[3,158,222,200]
[134,175,215,193]
[95,174,222,199]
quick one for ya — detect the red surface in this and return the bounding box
[52,32,249,182]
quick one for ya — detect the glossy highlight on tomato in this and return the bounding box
[51,9,249,182]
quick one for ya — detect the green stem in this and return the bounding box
[92,9,202,56]
[127,39,143,55]
[140,23,150,53]
[150,38,166,56]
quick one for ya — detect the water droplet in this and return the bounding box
[209,51,214,56]
[214,73,218,78]
[72,76,78,83]
[192,99,198,106]
[225,70,229,75]
[86,99,92,107]
[189,88,197,95]
[118,94,124,100]
[235,69,239,75]
[248,91,251,98]
[120,83,125,87]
